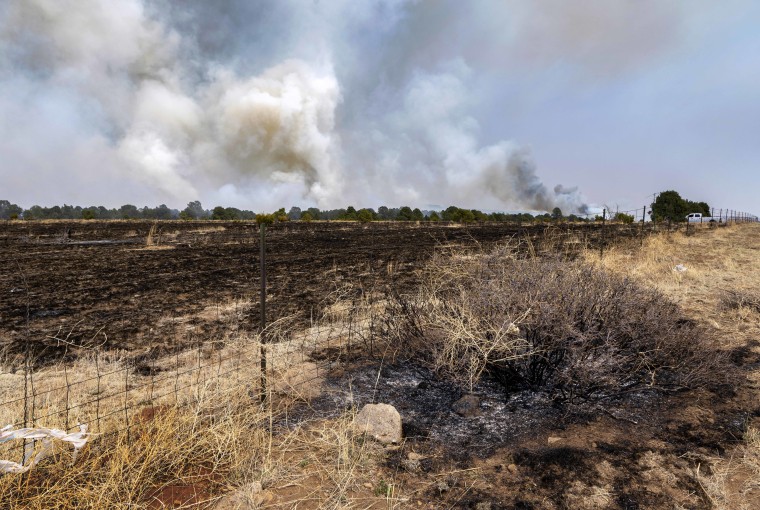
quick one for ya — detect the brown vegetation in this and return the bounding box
[1,222,758,508]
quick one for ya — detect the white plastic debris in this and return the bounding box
[674,264,687,273]
[0,424,89,474]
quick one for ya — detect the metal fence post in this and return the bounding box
[641,205,646,243]
[259,223,267,403]
[600,208,606,258]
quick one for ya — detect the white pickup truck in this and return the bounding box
[686,213,724,223]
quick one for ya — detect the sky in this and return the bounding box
[1,0,758,215]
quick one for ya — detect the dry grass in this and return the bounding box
[0,388,266,509]
[0,288,395,508]
[590,223,760,507]
[3,223,758,508]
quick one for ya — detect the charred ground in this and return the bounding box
[1,220,642,363]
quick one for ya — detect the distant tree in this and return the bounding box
[460,209,476,223]
[377,206,391,220]
[690,201,711,216]
[428,211,440,222]
[357,208,375,223]
[412,208,424,221]
[300,211,313,222]
[650,190,710,222]
[81,209,96,220]
[273,208,289,222]
[442,206,462,222]
[211,206,231,220]
[119,204,140,219]
[613,212,634,224]
[306,207,321,220]
[551,207,563,221]
[0,200,23,220]
[287,207,302,221]
[155,204,177,220]
[182,201,206,220]
[471,209,488,222]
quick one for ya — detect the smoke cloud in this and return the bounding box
[0,0,704,212]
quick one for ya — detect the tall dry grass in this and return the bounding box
[0,290,393,508]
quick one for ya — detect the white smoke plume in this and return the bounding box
[1,0,706,212]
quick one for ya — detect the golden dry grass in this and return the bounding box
[588,223,760,508]
[0,292,395,509]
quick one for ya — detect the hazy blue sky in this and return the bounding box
[1,0,758,214]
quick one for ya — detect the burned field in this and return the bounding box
[1,220,758,509]
[0,219,631,362]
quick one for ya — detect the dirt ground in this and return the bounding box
[214,224,760,509]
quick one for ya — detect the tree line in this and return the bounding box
[0,199,594,223]
[1,190,728,223]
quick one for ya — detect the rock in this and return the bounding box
[548,436,563,445]
[507,463,518,474]
[353,403,403,444]
[452,394,481,418]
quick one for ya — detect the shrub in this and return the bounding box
[614,212,634,224]
[255,213,275,225]
[381,245,722,401]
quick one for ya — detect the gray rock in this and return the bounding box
[452,394,481,418]
[353,403,402,444]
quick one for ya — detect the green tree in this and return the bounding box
[442,206,462,222]
[182,201,206,220]
[0,200,23,220]
[551,207,563,221]
[650,191,705,222]
[300,211,313,222]
[287,207,302,221]
[377,206,392,220]
[211,206,230,220]
[357,208,375,223]
[397,206,414,221]
[306,207,321,220]
[119,204,140,219]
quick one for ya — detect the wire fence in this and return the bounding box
[0,216,755,469]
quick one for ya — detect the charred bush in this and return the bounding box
[380,245,723,403]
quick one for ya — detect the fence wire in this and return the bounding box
[0,218,754,467]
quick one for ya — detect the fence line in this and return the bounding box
[0,218,755,469]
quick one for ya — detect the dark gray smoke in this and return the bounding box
[0,0,693,212]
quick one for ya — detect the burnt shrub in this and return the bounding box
[381,245,722,402]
